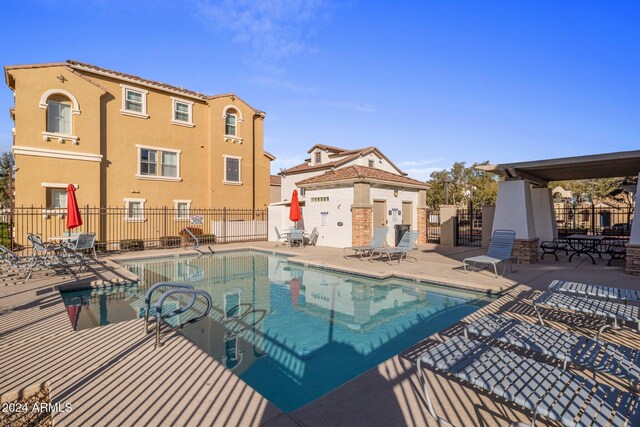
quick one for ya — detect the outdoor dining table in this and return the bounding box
[565,234,605,264]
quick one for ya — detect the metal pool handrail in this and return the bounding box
[181,227,199,248]
[155,289,212,348]
[143,282,195,334]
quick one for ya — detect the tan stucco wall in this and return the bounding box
[8,64,270,210]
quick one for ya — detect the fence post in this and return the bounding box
[223,207,227,244]
[591,203,596,235]
[163,206,167,240]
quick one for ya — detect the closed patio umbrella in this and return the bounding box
[289,190,301,227]
[66,184,82,234]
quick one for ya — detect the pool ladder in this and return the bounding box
[143,282,212,348]
[181,227,199,249]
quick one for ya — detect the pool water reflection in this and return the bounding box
[60,251,494,412]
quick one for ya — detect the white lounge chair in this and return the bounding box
[370,230,419,263]
[463,229,518,277]
[343,226,389,258]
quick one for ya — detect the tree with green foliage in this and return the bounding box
[550,178,625,204]
[0,152,12,208]
[426,161,499,209]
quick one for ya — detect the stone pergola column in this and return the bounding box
[351,182,372,246]
[417,189,428,244]
[439,205,458,247]
[531,187,557,243]
[493,180,539,263]
[626,174,640,275]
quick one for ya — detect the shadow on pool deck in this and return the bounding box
[1,242,638,426]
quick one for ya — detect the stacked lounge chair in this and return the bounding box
[549,280,640,304]
[533,291,639,338]
[417,335,640,427]
[465,314,640,389]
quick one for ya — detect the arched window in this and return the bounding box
[221,105,243,142]
[46,95,72,134]
[225,109,238,136]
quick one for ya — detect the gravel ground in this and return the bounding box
[0,390,52,427]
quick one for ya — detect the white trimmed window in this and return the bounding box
[48,188,67,208]
[225,112,237,136]
[368,159,375,168]
[223,155,242,184]
[136,145,181,181]
[47,100,72,134]
[124,198,146,221]
[120,85,149,118]
[315,151,322,164]
[171,97,194,126]
[174,200,191,220]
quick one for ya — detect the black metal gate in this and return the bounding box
[456,204,482,246]
[426,210,441,243]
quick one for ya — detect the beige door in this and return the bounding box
[402,201,413,228]
[373,200,387,228]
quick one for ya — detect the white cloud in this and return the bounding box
[249,76,318,93]
[396,159,444,168]
[195,0,328,64]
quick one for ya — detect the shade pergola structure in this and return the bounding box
[476,150,640,270]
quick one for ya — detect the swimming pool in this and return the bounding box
[60,250,495,412]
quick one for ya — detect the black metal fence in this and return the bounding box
[4,206,268,252]
[555,205,633,236]
[426,210,441,243]
[456,204,482,246]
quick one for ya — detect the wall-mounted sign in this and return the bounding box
[321,211,329,226]
[190,215,204,225]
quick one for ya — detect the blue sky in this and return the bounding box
[1,1,639,180]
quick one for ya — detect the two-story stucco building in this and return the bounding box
[269,144,429,248]
[4,60,273,217]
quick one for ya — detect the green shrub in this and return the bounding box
[199,234,216,244]
[120,239,144,251]
[94,241,108,252]
[179,227,203,236]
[160,236,181,247]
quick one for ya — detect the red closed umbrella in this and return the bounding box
[289,277,301,311]
[289,190,301,225]
[66,184,83,231]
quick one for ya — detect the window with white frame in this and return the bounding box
[48,188,67,208]
[171,97,193,126]
[224,156,241,183]
[46,100,72,134]
[137,145,181,180]
[174,200,191,220]
[225,112,237,136]
[121,85,148,117]
[124,198,146,221]
[368,159,375,168]
[315,151,322,164]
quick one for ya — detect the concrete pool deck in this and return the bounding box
[1,242,638,426]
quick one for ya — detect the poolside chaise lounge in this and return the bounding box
[417,335,640,427]
[549,279,640,304]
[463,229,518,278]
[343,226,389,258]
[533,291,639,338]
[465,314,640,389]
[369,230,419,263]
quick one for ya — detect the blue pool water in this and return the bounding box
[60,251,495,412]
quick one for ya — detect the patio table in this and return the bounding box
[565,234,605,264]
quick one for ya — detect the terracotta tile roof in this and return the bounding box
[280,149,368,175]
[270,175,282,185]
[296,165,428,188]
[281,146,406,176]
[306,144,348,154]
[66,60,208,99]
